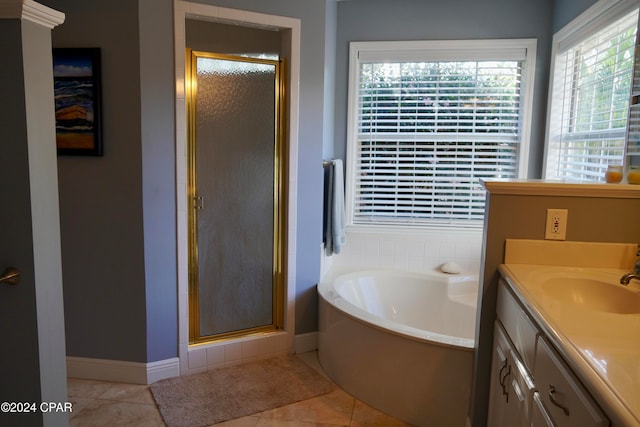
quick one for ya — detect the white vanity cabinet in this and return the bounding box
[489,279,610,427]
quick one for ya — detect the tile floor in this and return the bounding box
[67,351,414,427]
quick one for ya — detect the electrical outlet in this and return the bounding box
[545,209,568,240]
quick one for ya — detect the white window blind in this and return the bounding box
[347,40,535,228]
[545,5,638,181]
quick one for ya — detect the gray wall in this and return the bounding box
[186,20,283,54]
[334,0,554,178]
[323,0,338,161]
[42,0,150,362]
[139,0,178,362]
[32,0,602,367]
[42,0,179,363]
[38,0,336,365]
[553,0,599,32]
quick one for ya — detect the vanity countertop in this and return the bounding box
[499,262,640,427]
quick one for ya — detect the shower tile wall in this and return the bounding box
[327,230,483,276]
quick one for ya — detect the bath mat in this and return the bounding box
[150,355,335,427]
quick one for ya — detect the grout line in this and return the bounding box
[348,397,357,426]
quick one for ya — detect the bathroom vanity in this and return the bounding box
[487,240,640,427]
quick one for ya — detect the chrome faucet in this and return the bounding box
[620,273,640,285]
[620,253,640,285]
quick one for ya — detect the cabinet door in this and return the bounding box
[531,392,556,427]
[505,349,536,427]
[535,337,609,427]
[487,322,512,427]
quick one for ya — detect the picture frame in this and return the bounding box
[52,48,103,156]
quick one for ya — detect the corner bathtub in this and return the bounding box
[317,269,477,427]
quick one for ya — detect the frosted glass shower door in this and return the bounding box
[188,51,285,342]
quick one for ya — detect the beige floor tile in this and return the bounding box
[69,399,164,427]
[256,388,354,426]
[66,352,412,427]
[67,378,119,399]
[350,400,415,427]
[210,415,259,426]
[68,396,96,420]
[67,378,155,406]
[98,383,156,404]
[295,351,330,380]
[256,419,343,426]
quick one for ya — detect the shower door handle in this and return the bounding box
[0,267,20,285]
[194,196,204,210]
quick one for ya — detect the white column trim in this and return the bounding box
[0,0,65,28]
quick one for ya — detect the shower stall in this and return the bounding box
[185,24,287,344]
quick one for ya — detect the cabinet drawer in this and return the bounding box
[497,280,538,372]
[535,337,608,427]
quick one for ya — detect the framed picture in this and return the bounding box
[52,48,103,156]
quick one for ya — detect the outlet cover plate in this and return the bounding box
[545,208,568,240]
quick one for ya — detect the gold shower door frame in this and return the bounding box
[186,50,287,344]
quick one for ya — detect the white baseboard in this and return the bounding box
[66,356,180,385]
[68,334,316,385]
[294,332,318,354]
[146,358,181,384]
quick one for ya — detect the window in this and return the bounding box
[346,40,536,228]
[544,0,639,182]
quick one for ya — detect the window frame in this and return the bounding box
[345,39,537,230]
[543,0,639,182]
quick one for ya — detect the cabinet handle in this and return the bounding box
[548,384,570,416]
[499,361,510,402]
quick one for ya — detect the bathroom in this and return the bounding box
[3,0,640,426]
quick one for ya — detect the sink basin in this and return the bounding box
[540,278,640,314]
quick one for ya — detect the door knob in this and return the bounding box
[0,267,20,285]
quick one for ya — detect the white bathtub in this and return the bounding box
[317,269,477,427]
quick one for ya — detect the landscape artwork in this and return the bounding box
[53,48,103,156]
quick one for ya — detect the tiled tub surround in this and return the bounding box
[324,228,483,277]
[317,229,481,426]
